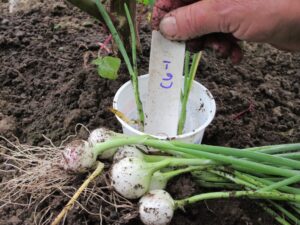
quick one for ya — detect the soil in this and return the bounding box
[1,0,300,225]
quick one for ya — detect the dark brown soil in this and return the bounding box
[1,1,300,225]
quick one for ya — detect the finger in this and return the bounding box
[152,6,167,30]
[186,34,232,53]
[230,43,243,64]
[159,0,236,40]
[205,37,243,64]
[186,34,243,63]
[152,0,184,30]
[186,35,227,54]
[152,0,198,30]
[203,34,233,58]
[155,0,185,11]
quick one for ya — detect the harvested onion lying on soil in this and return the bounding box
[139,188,300,225]
[88,127,117,159]
[1,128,300,225]
[110,156,212,199]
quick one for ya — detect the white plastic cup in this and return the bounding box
[113,74,216,144]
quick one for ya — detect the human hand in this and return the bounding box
[152,0,300,63]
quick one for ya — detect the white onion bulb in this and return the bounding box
[113,146,144,162]
[111,157,152,199]
[88,128,116,159]
[139,190,175,225]
[61,140,96,173]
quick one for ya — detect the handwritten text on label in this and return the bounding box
[160,60,173,89]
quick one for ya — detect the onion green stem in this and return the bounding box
[177,52,202,135]
[192,170,230,183]
[257,202,292,225]
[93,135,300,177]
[124,3,144,125]
[255,177,300,195]
[275,152,300,159]
[124,3,137,79]
[259,174,300,192]
[93,135,149,156]
[209,169,258,189]
[171,141,300,169]
[175,191,300,209]
[208,169,300,224]
[145,158,211,175]
[142,154,172,162]
[160,166,203,181]
[195,180,240,189]
[95,0,144,125]
[268,202,300,224]
[167,158,214,167]
[183,51,190,98]
[227,171,300,195]
[247,143,300,154]
[144,139,299,177]
[146,159,172,174]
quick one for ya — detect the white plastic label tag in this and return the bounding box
[144,31,186,137]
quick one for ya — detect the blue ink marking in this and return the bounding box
[162,72,173,81]
[161,60,173,89]
[160,82,173,89]
[163,60,171,70]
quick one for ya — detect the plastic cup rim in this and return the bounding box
[113,74,216,140]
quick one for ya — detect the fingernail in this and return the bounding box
[159,16,177,38]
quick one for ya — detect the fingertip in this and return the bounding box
[159,16,178,39]
[203,34,243,63]
[152,0,184,31]
[155,0,183,11]
[216,43,232,57]
[151,6,166,30]
[230,44,243,64]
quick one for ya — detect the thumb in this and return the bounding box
[159,0,233,40]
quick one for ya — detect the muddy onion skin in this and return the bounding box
[149,171,167,191]
[139,190,175,225]
[61,140,96,173]
[113,146,144,162]
[111,157,152,199]
[88,128,117,159]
